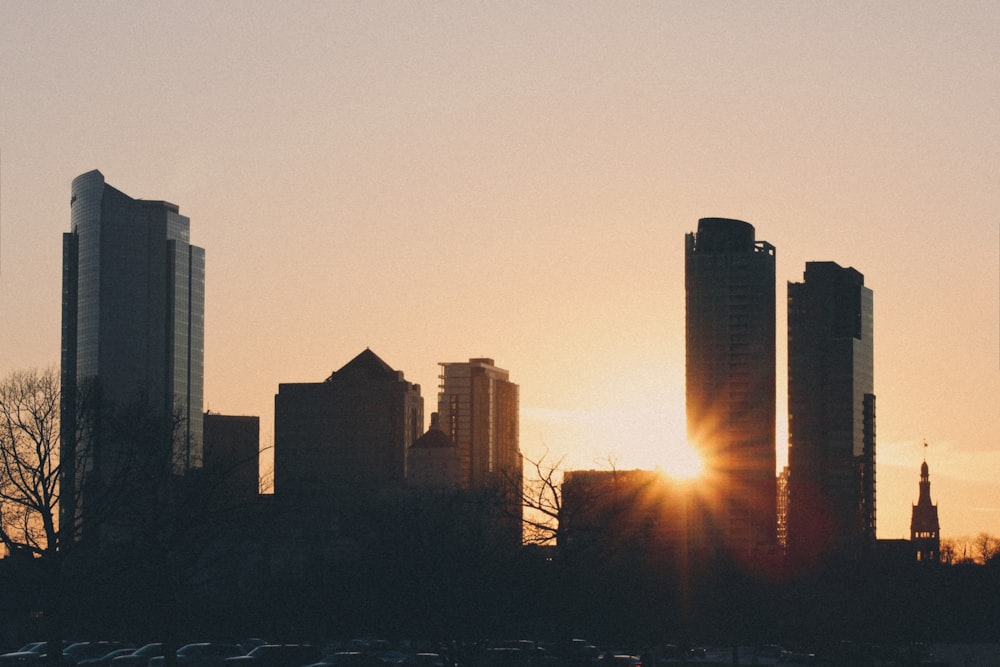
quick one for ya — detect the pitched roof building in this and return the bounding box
[274,348,423,503]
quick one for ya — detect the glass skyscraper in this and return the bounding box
[61,170,204,536]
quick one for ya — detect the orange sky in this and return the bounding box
[1,1,997,540]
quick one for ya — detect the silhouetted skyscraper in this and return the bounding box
[787,261,875,561]
[911,454,940,563]
[61,169,204,539]
[685,218,776,556]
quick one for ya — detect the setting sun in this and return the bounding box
[661,441,705,481]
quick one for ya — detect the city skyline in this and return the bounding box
[1,2,998,541]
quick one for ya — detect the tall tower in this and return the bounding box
[787,261,875,562]
[911,453,940,563]
[438,358,522,544]
[61,169,205,538]
[685,218,776,556]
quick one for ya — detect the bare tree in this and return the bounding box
[0,367,147,653]
[520,450,565,546]
[974,532,998,564]
[0,367,62,559]
[939,538,957,565]
[0,366,86,663]
[258,434,275,494]
[0,367,263,644]
[518,451,630,550]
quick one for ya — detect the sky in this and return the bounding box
[1,1,998,541]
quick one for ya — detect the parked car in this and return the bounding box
[149,643,244,667]
[77,649,139,667]
[599,655,641,667]
[111,644,168,667]
[2,643,82,664]
[237,643,267,656]
[0,644,48,666]
[224,645,322,667]
[0,643,53,666]
[64,643,132,666]
[305,653,386,667]
[374,652,404,667]
[400,654,447,667]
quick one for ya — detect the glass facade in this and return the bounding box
[166,234,205,471]
[62,170,205,513]
[69,171,105,381]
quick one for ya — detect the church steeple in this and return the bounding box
[918,460,931,504]
[910,442,941,563]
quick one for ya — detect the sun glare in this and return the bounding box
[662,441,705,481]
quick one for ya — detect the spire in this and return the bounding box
[918,445,933,503]
[911,444,941,562]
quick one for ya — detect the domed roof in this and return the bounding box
[411,428,456,450]
[410,413,457,449]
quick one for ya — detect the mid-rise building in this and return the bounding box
[273,348,423,504]
[203,413,260,508]
[438,358,522,544]
[685,218,777,557]
[60,169,205,539]
[787,261,875,561]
